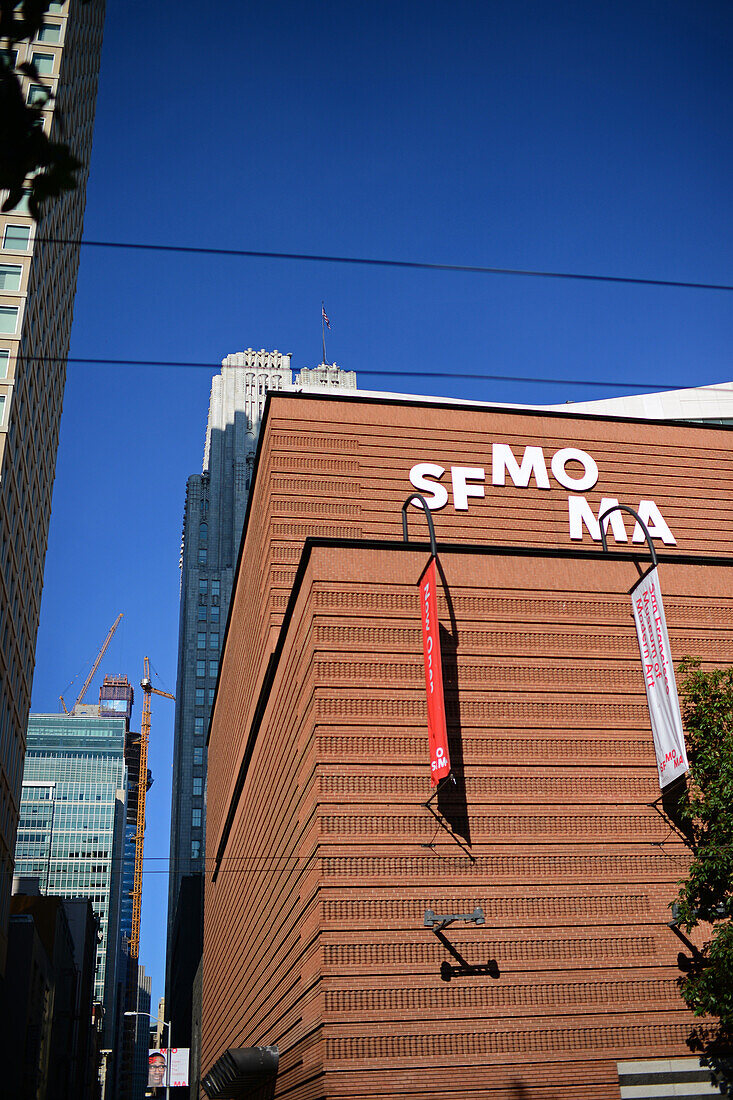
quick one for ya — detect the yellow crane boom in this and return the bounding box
[59,612,123,714]
[130,656,174,959]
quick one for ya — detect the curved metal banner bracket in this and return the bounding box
[597,503,658,568]
[401,493,438,558]
[401,492,453,793]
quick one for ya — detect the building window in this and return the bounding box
[198,548,207,564]
[0,350,9,378]
[197,605,206,621]
[195,688,204,706]
[196,660,206,677]
[193,747,203,765]
[209,633,219,650]
[0,307,19,334]
[192,809,201,827]
[47,2,65,12]
[197,631,206,649]
[191,840,201,859]
[3,225,30,251]
[27,84,48,106]
[199,579,207,593]
[210,604,219,622]
[209,660,218,678]
[194,717,204,736]
[0,395,5,426]
[9,191,31,214]
[0,265,22,291]
[211,580,220,597]
[37,23,61,42]
[1,48,18,67]
[199,522,207,540]
[31,52,54,75]
[192,777,202,796]
[208,688,215,705]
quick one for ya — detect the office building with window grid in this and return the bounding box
[166,349,356,1085]
[0,0,105,973]
[14,712,127,1046]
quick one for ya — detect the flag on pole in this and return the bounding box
[321,304,331,329]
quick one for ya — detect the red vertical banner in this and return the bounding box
[419,558,451,785]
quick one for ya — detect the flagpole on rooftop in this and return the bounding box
[321,301,329,365]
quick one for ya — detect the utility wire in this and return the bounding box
[34,235,733,293]
[12,353,733,395]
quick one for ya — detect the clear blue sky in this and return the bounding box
[29,0,733,1013]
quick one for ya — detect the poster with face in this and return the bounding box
[148,1049,189,1088]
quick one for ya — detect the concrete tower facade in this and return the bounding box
[0,0,105,970]
[166,349,356,1083]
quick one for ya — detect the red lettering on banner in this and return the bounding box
[419,558,451,785]
[630,566,688,790]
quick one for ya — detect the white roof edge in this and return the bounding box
[281,381,733,421]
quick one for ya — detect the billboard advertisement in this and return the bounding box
[148,1048,189,1089]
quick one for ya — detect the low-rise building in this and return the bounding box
[201,388,733,1099]
[0,887,98,1099]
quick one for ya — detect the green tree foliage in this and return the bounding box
[0,0,83,220]
[674,658,733,1028]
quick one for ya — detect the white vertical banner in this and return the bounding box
[630,567,688,789]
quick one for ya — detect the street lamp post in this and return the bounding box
[124,1010,172,1100]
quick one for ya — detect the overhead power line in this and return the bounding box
[15,354,733,395]
[35,235,733,293]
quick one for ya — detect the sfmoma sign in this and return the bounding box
[408,442,677,545]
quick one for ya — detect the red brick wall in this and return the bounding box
[203,396,733,1098]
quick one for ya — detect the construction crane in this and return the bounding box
[59,613,123,714]
[130,656,174,959]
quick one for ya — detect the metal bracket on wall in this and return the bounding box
[424,907,484,932]
[422,772,456,808]
[421,779,476,862]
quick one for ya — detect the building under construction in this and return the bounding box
[98,671,167,1100]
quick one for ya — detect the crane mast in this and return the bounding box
[130,656,174,959]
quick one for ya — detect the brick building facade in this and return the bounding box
[201,393,733,1099]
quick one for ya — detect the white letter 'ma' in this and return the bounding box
[568,497,626,541]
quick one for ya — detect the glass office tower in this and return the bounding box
[15,713,127,1045]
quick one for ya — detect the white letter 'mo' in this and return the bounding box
[492,444,550,489]
[551,448,599,491]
